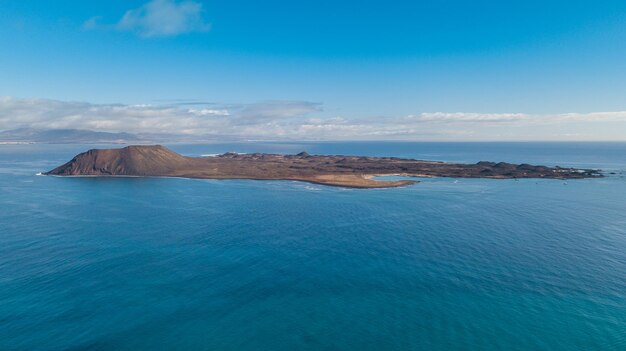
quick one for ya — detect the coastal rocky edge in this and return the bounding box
[45,145,602,188]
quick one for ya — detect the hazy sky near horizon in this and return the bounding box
[2,0,626,140]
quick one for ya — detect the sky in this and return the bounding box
[1,0,626,141]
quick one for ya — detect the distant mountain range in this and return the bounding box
[0,128,239,144]
[0,128,143,144]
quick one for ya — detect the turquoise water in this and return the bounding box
[1,142,625,350]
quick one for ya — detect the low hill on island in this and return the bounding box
[45,145,601,188]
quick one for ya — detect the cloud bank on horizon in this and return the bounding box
[2,97,626,141]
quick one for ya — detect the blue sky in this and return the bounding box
[1,0,626,140]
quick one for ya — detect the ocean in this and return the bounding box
[1,142,625,350]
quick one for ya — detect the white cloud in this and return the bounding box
[409,111,626,124]
[552,111,626,122]
[1,97,626,141]
[115,0,210,37]
[411,112,528,123]
[188,108,230,116]
[0,97,320,137]
[83,16,102,30]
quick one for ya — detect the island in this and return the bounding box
[44,145,602,188]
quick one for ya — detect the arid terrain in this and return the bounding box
[45,145,601,188]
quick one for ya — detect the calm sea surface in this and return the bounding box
[1,142,625,350]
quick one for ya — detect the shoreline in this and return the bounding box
[41,171,603,189]
[42,173,417,188]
